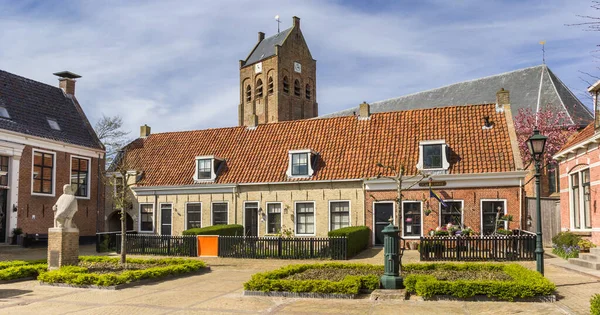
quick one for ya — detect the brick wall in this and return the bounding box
[17,145,105,236]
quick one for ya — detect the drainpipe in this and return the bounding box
[233,185,238,224]
[362,181,366,226]
[518,178,523,230]
[96,153,101,234]
[154,191,158,234]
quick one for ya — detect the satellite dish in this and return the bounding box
[275,15,280,20]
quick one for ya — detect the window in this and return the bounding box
[440,201,462,226]
[423,144,442,169]
[256,79,263,98]
[268,77,274,94]
[196,159,211,179]
[330,201,350,231]
[0,156,8,187]
[283,76,289,94]
[403,202,421,237]
[0,106,10,119]
[571,169,591,229]
[186,203,202,229]
[294,79,301,96]
[71,157,90,198]
[548,165,557,194]
[160,203,172,235]
[47,118,60,130]
[296,202,315,235]
[139,204,154,232]
[266,203,281,234]
[212,202,228,225]
[246,85,252,102]
[305,84,311,100]
[291,153,308,176]
[481,200,506,235]
[32,150,55,195]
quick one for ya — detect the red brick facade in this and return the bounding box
[17,145,104,237]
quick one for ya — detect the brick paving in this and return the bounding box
[0,245,598,314]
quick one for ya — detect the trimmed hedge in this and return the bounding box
[244,262,382,295]
[0,260,48,281]
[592,294,600,315]
[38,256,206,287]
[328,226,370,258]
[404,263,555,301]
[183,224,243,236]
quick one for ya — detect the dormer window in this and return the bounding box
[417,140,449,172]
[194,156,223,182]
[287,149,316,178]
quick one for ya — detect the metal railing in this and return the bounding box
[420,233,535,261]
[96,231,137,252]
[218,236,347,260]
[116,234,197,257]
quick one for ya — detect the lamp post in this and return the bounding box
[527,128,547,275]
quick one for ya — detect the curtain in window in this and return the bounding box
[330,201,349,231]
[296,203,314,234]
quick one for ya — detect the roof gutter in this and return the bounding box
[553,132,600,160]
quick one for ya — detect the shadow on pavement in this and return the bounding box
[0,289,33,300]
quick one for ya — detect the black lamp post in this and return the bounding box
[527,128,547,275]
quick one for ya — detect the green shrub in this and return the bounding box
[38,257,206,286]
[591,294,600,315]
[404,263,555,301]
[552,232,581,247]
[328,226,370,258]
[0,259,48,281]
[183,224,243,236]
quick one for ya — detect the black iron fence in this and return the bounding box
[116,234,197,257]
[96,231,137,252]
[218,236,348,260]
[420,232,535,261]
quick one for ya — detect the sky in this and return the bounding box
[0,0,598,138]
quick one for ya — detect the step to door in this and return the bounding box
[568,258,600,270]
[590,247,600,255]
[580,253,600,262]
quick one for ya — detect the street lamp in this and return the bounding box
[527,128,547,275]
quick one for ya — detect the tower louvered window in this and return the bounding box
[283,77,289,94]
[268,77,274,94]
[256,79,263,98]
[246,85,252,102]
[294,80,300,96]
[306,84,311,100]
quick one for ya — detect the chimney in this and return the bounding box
[496,88,510,113]
[140,124,151,138]
[53,71,81,96]
[258,32,265,42]
[359,101,370,120]
[293,16,300,28]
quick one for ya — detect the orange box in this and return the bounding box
[197,235,219,257]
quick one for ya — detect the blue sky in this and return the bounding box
[0,0,597,137]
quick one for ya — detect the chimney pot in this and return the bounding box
[140,124,151,138]
[359,101,370,119]
[258,32,265,41]
[53,71,81,96]
[496,88,510,113]
[293,16,300,28]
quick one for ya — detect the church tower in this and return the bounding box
[239,16,318,126]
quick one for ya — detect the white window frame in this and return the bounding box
[417,140,449,171]
[70,155,92,200]
[439,200,464,227]
[328,200,351,232]
[243,201,260,235]
[294,201,316,236]
[31,149,57,197]
[265,202,283,235]
[401,200,423,239]
[372,201,396,246]
[211,201,229,226]
[568,167,592,231]
[194,155,220,182]
[286,149,315,178]
[138,203,155,233]
[159,202,173,235]
[184,202,203,230]
[479,199,507,235]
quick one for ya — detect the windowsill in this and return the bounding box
[421,167,448,172]
[570,230,592,236]
[289,175,311,179]
[75,196,91,200]
[402,236,421,239]
[138,231,154,234]
[295,233,316,237]
[194,179,215,183]
[31,192,55,197]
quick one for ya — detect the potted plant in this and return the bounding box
[578,239,596,253]
[496,228,513,235]
[11,227,23,245]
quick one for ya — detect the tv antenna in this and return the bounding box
[275,15,281,33]
[539,40,546,64]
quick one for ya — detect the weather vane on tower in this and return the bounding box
[275,15,281,34]
[539,40,546,64]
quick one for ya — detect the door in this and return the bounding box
[245,202,258,236]
[0,189,7,243]
[374,203,394,246]
[160,204,172,236]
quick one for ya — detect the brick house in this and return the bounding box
[554,80,600,245]
[0,70,105,244]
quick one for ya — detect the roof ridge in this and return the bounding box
[0,69,63,92]
[371,65,545,106]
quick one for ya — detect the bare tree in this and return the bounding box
[94,115,130,166]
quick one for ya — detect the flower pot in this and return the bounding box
[409,242,418,250]
[16,235,24,246]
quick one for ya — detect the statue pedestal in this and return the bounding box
[48,227,79,270]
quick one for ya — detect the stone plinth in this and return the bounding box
[370,289,408,301]
[48,227,79,270]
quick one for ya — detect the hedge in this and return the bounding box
[0,263,48,281]
[592,294,600,315]
[38,257,206,287]
[244,262,382,295]
[183,224,243,236]
[404,263,555,301]
[328,226,370,258]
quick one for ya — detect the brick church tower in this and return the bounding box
[239,16,318,126]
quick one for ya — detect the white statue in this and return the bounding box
[53,184,78,229]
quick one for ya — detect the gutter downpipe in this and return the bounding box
[362,180,367,226]
[519,178,523,230]
[234,185,238,224]
[96,153,102,234]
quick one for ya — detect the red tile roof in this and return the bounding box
[557,122,596,154]
[123,104,517,187]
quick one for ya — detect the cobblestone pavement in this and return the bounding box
[0,245,598,314]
